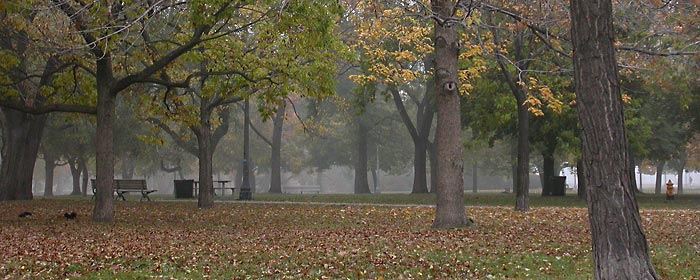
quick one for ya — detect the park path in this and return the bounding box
[155,199,510,209]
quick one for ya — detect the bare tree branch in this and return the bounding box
[617,46,697,57]
[249,122,273,147]
[0,100,96,115]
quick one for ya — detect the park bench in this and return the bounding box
[284,185,321,194]
[91,179,157,201]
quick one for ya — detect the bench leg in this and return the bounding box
[116,192,127,201]
[140,192,151,202]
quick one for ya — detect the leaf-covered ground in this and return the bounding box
[1,199,699,279]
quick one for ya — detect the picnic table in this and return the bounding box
[193,180,235,197]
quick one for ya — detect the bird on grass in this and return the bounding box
[64,212,77,220]
[18,211,33,218]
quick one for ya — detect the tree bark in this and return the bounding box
[628,149,639,193]
[431,0,469,228]
[195,105,214,209]
[43,154,56,196]
[570,0,658,278]
[93,58,117,223]
[513,93,530,211]
[79,157,88,197]
[354,118,371,194]
[654,161,665,195]
[541,150,555,195]
[0,109,46,200]
[69,158,82,195]
[371,168,378,193]
[269,103,285,193]
[577,159,587,201]
[412,139,429,193]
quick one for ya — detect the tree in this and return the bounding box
[349,1,437,194]
[0,1,96,200]
[51,0,238,221]
[570,0,658,278]
[52,0,344,218]
[143,1,346,206]
[268,102,286,193]
[431,0,471,228]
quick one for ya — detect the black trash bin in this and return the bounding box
[174,180,194,198]
[543,176,566,196]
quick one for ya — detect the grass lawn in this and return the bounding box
[1,193,698,279]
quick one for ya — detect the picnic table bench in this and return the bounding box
[91,179,157,201]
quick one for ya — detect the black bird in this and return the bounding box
[19,211,33,218]
[64,212,77,220]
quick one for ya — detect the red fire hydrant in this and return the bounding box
[666,180,675,201]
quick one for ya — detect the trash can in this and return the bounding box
[174,180,194,198]
[543,176,566,196]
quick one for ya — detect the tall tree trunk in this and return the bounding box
[570,0,658,278]
[493,25,530,211]
[389,88,432,194]
[79,157,88,197]
[239,99,252,200]
[628,149,639,193]
[195,106,214,209]
[93,59,116,223]
[43,154,56,196]
[69,158,82,195]
[412,140,429,193]
[0,109,46,200]
[432,0,469,228]
[577,159,586,201]
[269,103,285,193]
[514,93,530,211]
[354,119,371,194]
[654,161,665,195]
[541,150,555,195]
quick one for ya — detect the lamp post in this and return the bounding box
[239,98,252,200]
